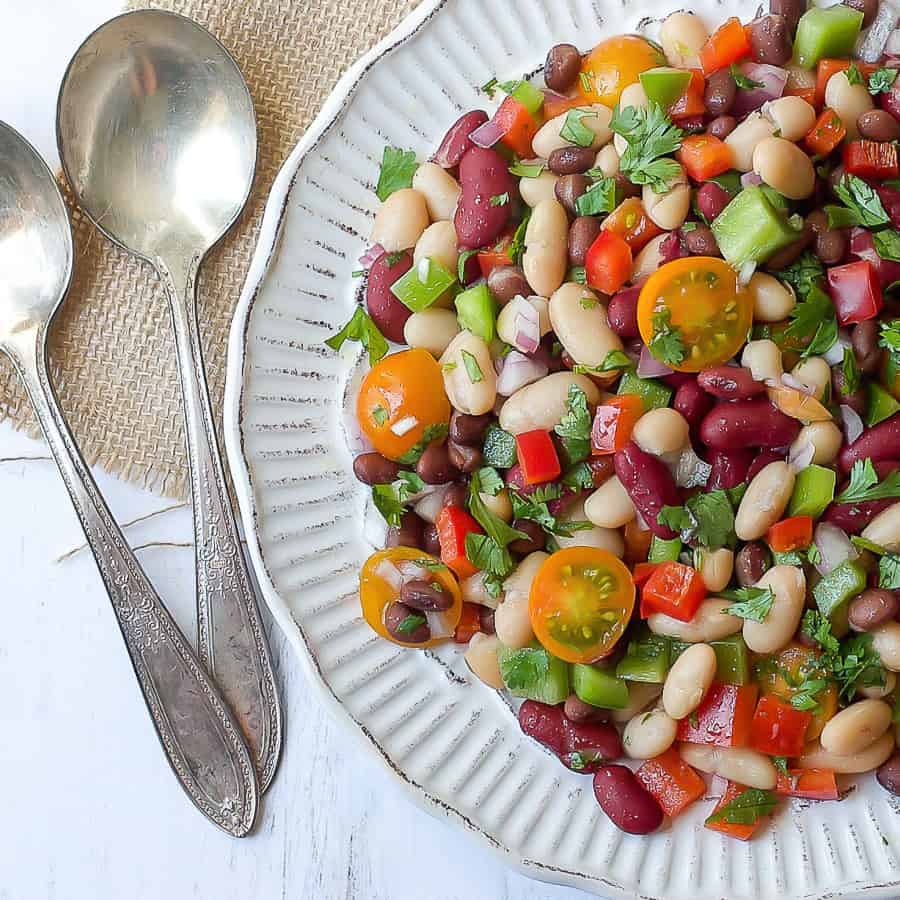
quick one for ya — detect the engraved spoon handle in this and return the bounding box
[6,329,259,837]
[158,254,282,791]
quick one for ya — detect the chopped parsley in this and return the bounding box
[706,788,778,826]
[457,248,479,282]
[731,63,764,90]
[371,471,425,527]
[827,174,890,229]
[554,384,592,466]
[846,62,865,86]
[873,228,900,262]
[773,251,825,300]
[841,347,860,395]
[490,192,510,207]
[561,461,596,491]
[460,349,484,383]
[510,211,531,266]
[575,177,619,216]
[375,147,418,201]
[835,458,900,504]
[560,109,599,147]
[880,319,900,367]
[869,67,899,95]
[657,489,736,551]
[568,266,587,284]
[783,282,838,358]
[508,160,546,179]
[509,484,592,538]
[325,306,389,365]
[609,101,684,193]
[498,646,551,692]
[648,307,686,366]
[573,349,634,375]
[879,552,900,590]
[371,405,389,426]
[579,71,595,94]
[722,586,776,623]
[396,614,426,635]
[464,533,515,596]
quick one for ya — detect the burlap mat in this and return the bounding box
[0,0,418,499]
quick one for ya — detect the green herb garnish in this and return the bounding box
[835,459,900,504]
[375,147,418,201]
[609,101,684,193]
[325,306,389,365]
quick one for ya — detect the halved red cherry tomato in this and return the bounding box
[637,257,754,372]
[357,349,451,462]
[529,547,635,663]
[360,548,462,647]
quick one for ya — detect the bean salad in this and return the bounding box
[326,0,900,838]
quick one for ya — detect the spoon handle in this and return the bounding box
[6,330,259,837]
[159,255,282,792]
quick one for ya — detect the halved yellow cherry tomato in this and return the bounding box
[637,257,754,372]
[767,384,833,422]
[579,36,665,107]
[360,547,462,648]
[357,348,451,462]
[529,547,635,664]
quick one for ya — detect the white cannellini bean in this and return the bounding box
[519,170,560,207]
[632,407,689,457]
[762,95,817,142]
[464,633,505,689]
[862,502,900,552]
[371,188,430,252]
[663,643,717,719]
[413,220,459,272]
[611,682,662,723]
[820,699,893,755]
[798,732,896,774]
[860,670,897,699]
[725,112,777,172]
[555,498,625,556]
[742,565,806,654]
[460,571,500,609]
[631,234,669,283]
[479,488,512,523]
[741,338,783,383]
[499,372,601,434]
[623,707,678,759]
[735,462,795,541]
[679,743,778,790]
[790,421,843,466]
[660,11,709,67]
[403,308,460,357]
[594,144,620,177]
[584,476,636,528]
[549,283,623,368]
[532,105,613,158]
[824,71,874,141]
[871,621,900,672]
[496,552,547,648]
[439,330,497,416]
[749,271,796,322]
[642,176,691,231]
[697,548,734,593]
[412,162,461,222]
[790,356,830,401]
[649,598,743,642]
[524,199,568,298]
[753,137,816,200]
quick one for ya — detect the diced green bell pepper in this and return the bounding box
[813,559,868,619]
[711,186,803,268]
[649,535,682,563]
[794,5,864,69]
[867,383,900,427]
[670,634,750,685]
[455,283,497,342]
[482,423,517,468]
[617,371,673,412]
[572,664,630,709]
[616,626,670,683]
[508,80,545,118]
[497,644,570,704]
[639,67,692,107]
[391,257,456,312]
[788,464,836,518]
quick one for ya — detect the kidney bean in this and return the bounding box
[707,115,737,140]
[825,497,895,534]
[386,511,424,550]
[447,440,482,473]
[697,366,766,400]
[806,209,847,265]
[353,452,400,486]
[478,606,495,635]
[683,223,721,256]
[442,483,469,510]
[858,109,900,142]
[455,147,515,248]
[746,448,785,482]
[704,68,737,117]
[673,379,715,430]
[770,0,805,33]
[509,519,546,555]
[749,14,792,66]
[365,251,413,342]
[606,285,640,338]
[614,441,682,539]
[615,173,642,200]
[545,43,582,93]
[832,366,868,416]
[417,443,459,484]
[764,224,814,270]
[843,0,878,27]
[849,589,900,632]
[852,320,882,374]
[450,412,491,446]
[593,765,664,834]
[549,146,595,176]
[432,110,489,169]
[839,414,900,472]
[518,700,622,771]
[555,174,590,216]
[487,265,531,305]
[384,601,431,643]
[699,399,801,450]
[735,542,771,586]
[564,694,610,723]
[696,181,732,223]
[400,579,454,612]
[568,216,603,266]
[422,522,441,555]
[707,448,754,490]
[877,753,900,795]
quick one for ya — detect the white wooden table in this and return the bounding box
[0,5,592,898]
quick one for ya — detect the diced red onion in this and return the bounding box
[359,243,385,269]
[741,171,764,187]
[781,372,815,395]
[413,487,450,525]
[823,330,852,366]
[396,559,431,581]
[861,4,900,62]
[840,404,865,445]
[470,114,510,149]
[849,227,900,287]
[675,445,713,488]
[788,437,815,473]
[637,344,673,378]
[813,522,858,576]
[497,350,548,396]
[374,559,403,592]
[432,110,490,168]
[425,610,455,640]
[732,63,788,117]
[507,296,541,353]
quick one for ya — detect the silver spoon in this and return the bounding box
[56,10,282,790]
[0,120,258,836]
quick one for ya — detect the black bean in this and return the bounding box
[400,579,454,611]
[545,43,582,94]
[770,0,805,34]
[555,173,590,216]
[386,511,424,550]
[707,115,737,140]
[749,14,793,66]
[353,452,400,486]
[735,542,771,586]
[447,439,483,474]
[417,443,460,484]
[487,265,531,305]
[441,483,469,509]
[848,588,900,632]
[568,216,603,265]
[478,606,496,635]
[857,109,900,143]
[549,146,595,176]
[384,601,431,643]
[683,223,721,256]
[509,519,546,555]
[852,320,882,374]
[704,69,736,117]
[422,523,441,556]
[843,0,878,27]
[449,411,491,445]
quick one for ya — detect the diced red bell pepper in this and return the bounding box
[765,516,814,553]
[750,695,812,758]
[493,96,540,159]
[670,70,706,121]
[699,18,751,74]
[677,682,759,747]
[636,748,707,818]
[775,768,840,800]
[677,134,733,181]
[804,108,846,157]
[640,561,707,622]
[591,394,644,455]
[602,198,664,252]
[843,140,900,180]
[632,561,659,586]
[827,259,883,326]
[453,601,483,643]
[705,781,773,841]
[515,430,561,485]
[435,506,482,579]
[477,230,514,278]
[585,229,633,295]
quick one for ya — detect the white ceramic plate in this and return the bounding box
[223,1,900,896]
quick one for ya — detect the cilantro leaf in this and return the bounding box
[371,405,389,426]
[784,283,838,357]
[723,586,776,623]
[832,175,890,228]
[464,533,515,588]
[879,552,900,590]
[468,468,527,548]
[773,756,790,776]
[706,788,777,826]
[375,147,418,201]
[801,609,840,654]
[841,347,860,395]
[835,459,900,503]
[554,384,592,467]
[396,423,449,466]
[568,266,587,284]
[561,462,596,491]
[480,77,499,98]
[836,633,885,701]
[575,176,619,216]
[457,248,479,282]
[773,251,825,300]
[790,678,830,712]
[560,109,599,147]
[510,211,531,266]
[371,472,423,528]
[869,67,898,95]
[573,349,634,375]
[497,646,551,692]
[731,63,764,90]
[846,63,865,86]
[649,307,686,366]
[490,192,510,207]
[460,349,484,383]
[396,614,426,635]
[879,319,900,367]
[658,490,735,550]
[509,485,592,538]
[482,424,518,469]
[873,228,900,263]
[325,306,389,365]
[610,101,684,192]
[508,161,546,178]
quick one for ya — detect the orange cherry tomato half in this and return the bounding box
[357,348,451,462]
[579,36,665,108]
[637,257,753,372]
[529,547,635,664]
[360,547,462,648]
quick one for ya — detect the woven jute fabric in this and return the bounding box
[0,0,418,498]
